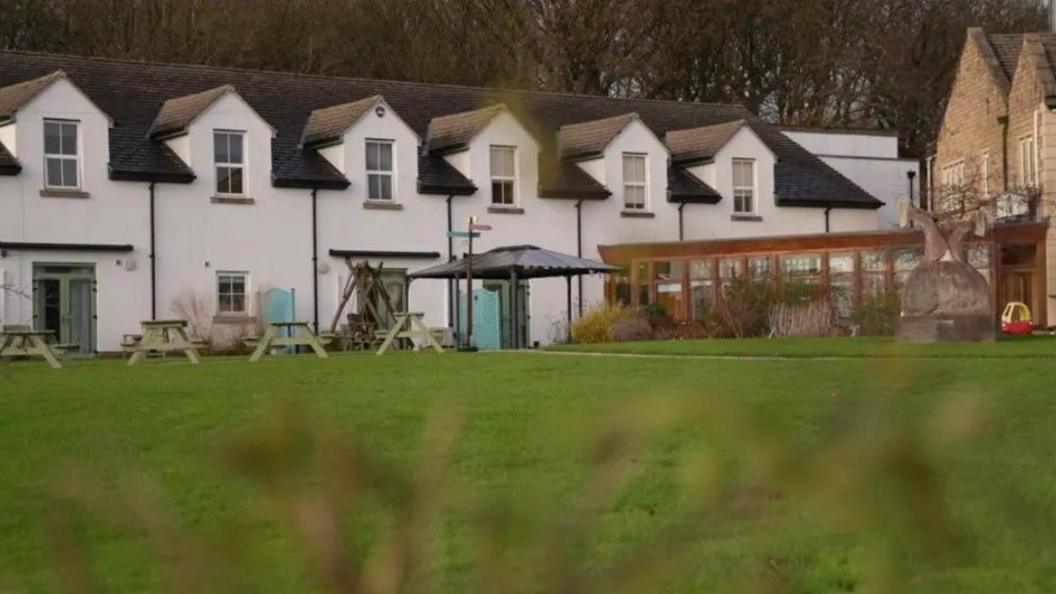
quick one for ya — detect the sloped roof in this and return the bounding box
[301,95,382,147]
[557,112,637,160]
[148,85,236,138]
[427,103,507,153]
[0,50,880,206]
[410,245,619,280]
[668,165,720,204]
[665,119,747,163]
[0,70,67,121]
[0,141,20,175]
[986,33,1025,79]
[417,152,475,195]
[539,158,610,200]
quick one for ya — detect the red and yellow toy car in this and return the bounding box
[1001,302,1034,336]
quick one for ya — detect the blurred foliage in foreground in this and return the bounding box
[31,387,1044,594]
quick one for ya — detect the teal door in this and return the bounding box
[32,264,96,354]
[483,281,530,349]
[459,289,501,350]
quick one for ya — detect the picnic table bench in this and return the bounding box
[127,320,201,366]
[375,313,445,355]
[248,321,330,362]
[0,326,65,369]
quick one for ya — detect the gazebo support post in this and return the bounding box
[566,275,573,343]
[510,267,519,349]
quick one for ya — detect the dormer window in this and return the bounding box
[214,131,245,196]
[366,139,394,201]
[732,158,756,214]
[490,145,516,206]
[622,153,647,210]
[43,119,80,189]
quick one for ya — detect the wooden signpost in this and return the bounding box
[450,217,490,351]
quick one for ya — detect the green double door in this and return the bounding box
[33,264,96,355]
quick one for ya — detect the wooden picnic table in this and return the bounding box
[127,320,201,366]
[376,313,445,355]
[0,327,64,369]
[249,321,329,362]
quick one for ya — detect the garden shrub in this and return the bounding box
[610,316,653,342]
[854,292,902,336]
[570,304,631,343]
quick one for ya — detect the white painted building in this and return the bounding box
[781,127,920,229]
[0,53,882,353]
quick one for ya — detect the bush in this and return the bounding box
[855,292,902,336]
[570,304,631,343]
[701,279,830,339]
[610,316,653,342]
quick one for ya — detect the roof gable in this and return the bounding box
[426,103,508,153]
[557,112,638,160]
[301,95,419,148]
[149,85,274,139]
[665,119,751,163]
[0,141,20,175]
[0,70,112,125]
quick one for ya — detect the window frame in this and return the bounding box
[214,130,246,197]
[43,119,81,190]
[1020,136,1036,187]
[622,152,648,211]
[732,158,756,215]
[365,138,395,202]
[489,145,517,206]
[216,271,250,316]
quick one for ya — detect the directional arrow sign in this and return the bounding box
[447,231,481,239]
[469,224,493,231]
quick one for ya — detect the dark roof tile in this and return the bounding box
[0,141,20,175]
[539,158,610,200]
[418,152,475,195]
[668,165,719,204]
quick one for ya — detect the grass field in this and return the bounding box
[2,339,1056,593]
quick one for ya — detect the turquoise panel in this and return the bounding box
[459,289,501,350]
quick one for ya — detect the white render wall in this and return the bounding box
[782,129,919,229]
[1,84,882,351]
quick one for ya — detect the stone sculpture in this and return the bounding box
[896,201,996,342]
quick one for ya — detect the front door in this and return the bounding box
[482,280,530,349]
[1003,270,1035,315]
[33,264,96,354]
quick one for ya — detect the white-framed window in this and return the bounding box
[217,272,249,315]
[622,153,647,210]
[43,119,80,189]
[732,158,755,214]
[365,139,394,201]
[943,161,965,188]
[214,131,245,196]
[490,145,516,206]
[1020,136,1036,187]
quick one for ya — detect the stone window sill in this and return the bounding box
[212,314,257,325]
[40,188,90,199]
[621,210,655,218]
[363,201,403,211]
[488,206,525,214]
[211,195,255,205]
[731,214,763,222]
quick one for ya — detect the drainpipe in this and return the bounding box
[575,198,585,317]
[311,188,320,333]
[149,180,157,320]
[824,205,833,233]
[446,194,455,328]
[677,200,687,241]
[999,115,1010,193]
[907,170,917,207]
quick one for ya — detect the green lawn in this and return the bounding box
[2,342,1056,593]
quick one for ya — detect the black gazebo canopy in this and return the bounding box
[409,245,619,345]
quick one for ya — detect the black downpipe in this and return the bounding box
[678,201,687,241]
[999,115,1010,194]
[311,188,320,333]
[575,199,585,317]
[824,206,832,233]
[149,181,157,320]
[446,194,455,328]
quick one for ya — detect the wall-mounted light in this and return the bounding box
[375,105,386,118]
